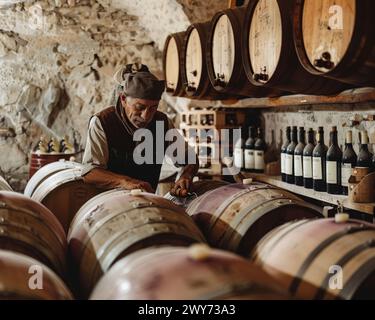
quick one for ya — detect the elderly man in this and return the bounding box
[82,63,199,196]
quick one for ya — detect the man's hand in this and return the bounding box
[121,178,155,193]
[170,176,192,198]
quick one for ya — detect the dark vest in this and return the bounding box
[96,105,169,191]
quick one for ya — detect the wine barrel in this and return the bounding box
[293,0,375,87]
[164,179,230,207]
[206,7,281,97]
[242,0,351,95]
[68,189,206,297]
[163,32,187,97]
[0,250,72,300]
[90,245,288,300]
[30,168,101,233]
[183,22,232,100]
[186,182,322,255]
[0,191,67,277]
[24,160,83,197]
[29,152,76,179]
[251,218,375,300]
[0,175,12,191]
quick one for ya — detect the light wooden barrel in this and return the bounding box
[90,246,289,300]
[187,182,322,255]
[293,0,375,87]
[24,160,82,197]
[0,191,67,277]
[0,250,72,300]
[68,189,206,297]
[163,32,187,97]
[242,0,351,95]
[29,152,76,179]
[251,218,375,300]
[0,175,12,191]
[30,168,101,233]
[206,7,281,98]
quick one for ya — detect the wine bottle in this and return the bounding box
[48,138,60,154]
[254,127,266,173]
[357,130,373,169]
[281,127,291,182]
[233,127,244,170]
[286,126,298,184]
[313,127,327,192]
[303,128,315,189]
[244,126,255,172]
[341,130,357,195]
[294,127,306,186]
[326,126,342,195]
[35,136,49,154]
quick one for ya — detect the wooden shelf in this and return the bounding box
[241,172,375,216]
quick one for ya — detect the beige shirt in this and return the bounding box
[82,114,195,176]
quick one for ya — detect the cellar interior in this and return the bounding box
[0,0,375,302]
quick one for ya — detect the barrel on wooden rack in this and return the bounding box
[206,7,281,98]
[187,182,322,255]
[29,167,101,233]
[0,191,67,277]
[242,0,351,95]
[0,250,72,300]
[0,175,12,191]
[68,189,206,297]
[90,245,289,300]
[163,32,187,97]
[251,218,375,300]
[293,0,375,87]
[29,152,76,179]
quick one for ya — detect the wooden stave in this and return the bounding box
[89,246,289,300]
[187,183,322,255]
[242,0,352,95]
[293,0,375,87]
[0,175,12,191]
[0,250,73,300]
[68,190,206,297]
[206,7,282,98]
[0,191,67,277]
[163,32,187,97]
[250,218,375,300]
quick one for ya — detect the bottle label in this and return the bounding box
[234,148,243,168]
[313,157,322,180]
[326,161,337,184]
[255,151,264,170]
[303,156,312,179]
[281,153,285,174]
[341,163,353,187]
[245,149,255,170]
[285,154,293,175]
[294,155,303,177]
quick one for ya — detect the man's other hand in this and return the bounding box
[170,177,192,198]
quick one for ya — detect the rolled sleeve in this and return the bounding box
[82,116,109,176]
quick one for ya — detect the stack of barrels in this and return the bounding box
[163,0,375,100]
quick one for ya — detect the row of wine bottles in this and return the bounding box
[33,136,75,154]
[281,126,375,195]
[233,127,266,173]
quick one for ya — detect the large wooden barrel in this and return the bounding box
[90,245,288,300]
[163,32,187,97]
[242,0,351,95]
[0,175,12,191]
[0,250,72,300]
[68,189,206,297]
[206,7,281,98]
[29,152,76,179]
[0,191,67,277]
[251,218,375,300]
[293,0,375,87]
[24,160,82,197]
[187,182,322,255]
[30,168,101,233]
[183,22,231,100]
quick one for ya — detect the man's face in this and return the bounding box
[122,95,159,128]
